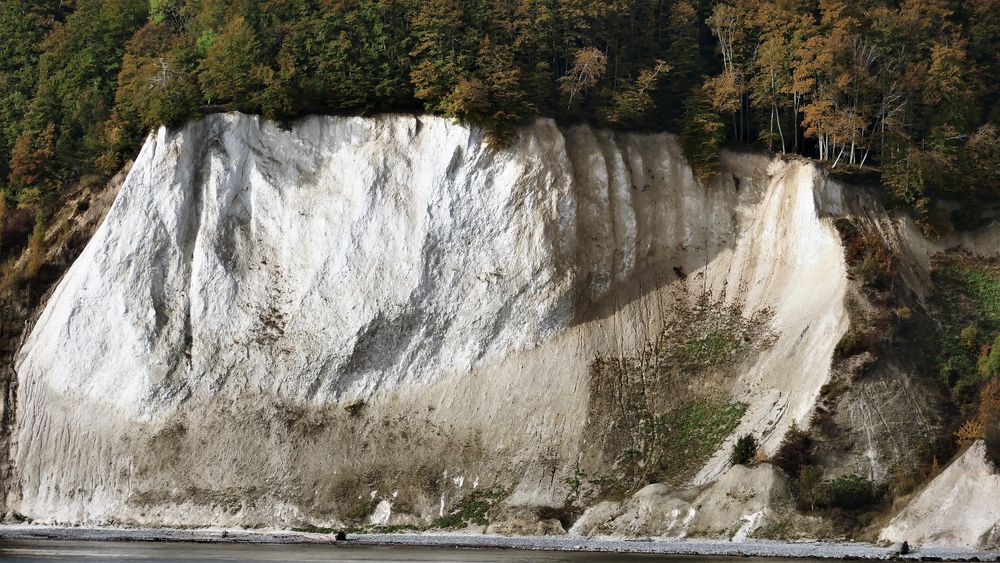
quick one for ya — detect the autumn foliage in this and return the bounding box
[0,0,997,228]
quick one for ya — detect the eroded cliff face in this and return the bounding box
[0,112,908,534]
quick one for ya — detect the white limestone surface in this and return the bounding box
[9,113,848,528]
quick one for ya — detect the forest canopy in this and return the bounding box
[0,0,998,237]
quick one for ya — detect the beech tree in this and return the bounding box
[7,124,56,199]
[115,22,200,130]
[197,16,258,107]
[609,60,669,125]
[964,125,1000,194]
[658,0,707,126]
[705,2,749,141]
[559,47,607,110]
[410,0,471,114]
[749,3,796,153]
[680,89,725,184]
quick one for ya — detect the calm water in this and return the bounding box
[0,539,870,562]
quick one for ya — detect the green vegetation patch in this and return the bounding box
[795,466,879,512]
[950,264,1000,324]
[930,253,1000,407]
[676,330,743,367]
[934,254,1000,326]
[291,524,337,534]
[355,523,419,534]
[347,497,380,521]
[824,473,877,509]
[432,487,506,529]
[618,401,748,488]
[923,252,1000,466]
[656,401,747,483]
[584,293,774,492]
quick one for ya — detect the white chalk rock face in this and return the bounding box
[881,441,1000,550]
[568,463,793,540]
[9,113,848,527]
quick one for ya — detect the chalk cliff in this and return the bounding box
[5,113,995,545]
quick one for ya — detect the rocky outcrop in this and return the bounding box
[6,113,850,528]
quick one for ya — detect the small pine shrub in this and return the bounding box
[856,252,885,288]
[771,425,813,478]
[957,379,1000,454]
[981,381,1000,469]
[889,467,918,497]
[23,216,46,279]
[730,434,758,466]
[957,417,986,446]
[914,436,955,476]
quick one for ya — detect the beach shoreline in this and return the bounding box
[0,524,995,561]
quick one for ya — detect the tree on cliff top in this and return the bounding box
[681,89,725,185]
[0,0,998,221]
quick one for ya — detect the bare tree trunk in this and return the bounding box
[769,105,775,151]
[793,94,800,153]
[832,142,846,168]
[775,102,786,154]
[744,94,749,143]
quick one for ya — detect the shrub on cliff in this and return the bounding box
[0,207,33,257]
[796,465,825,511]
[979,334,1000,379]
[825,473,876,510]
[771,424,813,478]
[433,488,506,529]
[730,434,758,466]
[796,467,879,511]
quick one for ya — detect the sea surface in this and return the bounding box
[0,540,871,562]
